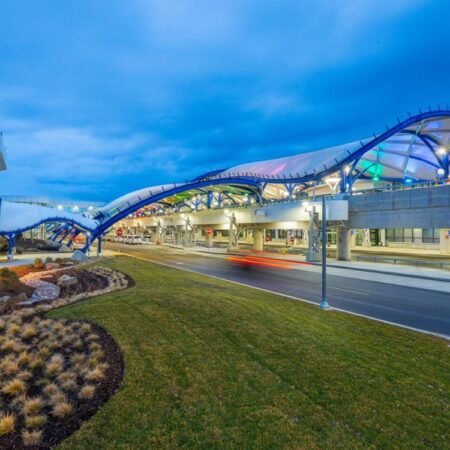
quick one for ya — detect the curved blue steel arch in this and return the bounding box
[0,216,97,237]
[82,109,450,251]
[206,109,450,184]
[85,177,264,248]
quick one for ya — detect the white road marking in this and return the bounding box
[329,286,370,296]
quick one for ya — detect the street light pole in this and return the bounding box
[320,195,330,309]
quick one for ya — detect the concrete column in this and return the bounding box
[379,229,386,246]
[205,233,213,248]
[362,229,371,247]
[336,227,351,261]
[253,229,264,252]
[151,228,158,243]
[440,229,450,254]
[350,231,356,248]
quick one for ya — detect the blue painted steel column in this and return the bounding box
[7,234,16,261]
[58,228,72,244]
[206,191,213,209]
[50,225,65,241]
[97,235,103,257]
[67,230,80,249]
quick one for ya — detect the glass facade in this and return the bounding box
[386,228,440,243]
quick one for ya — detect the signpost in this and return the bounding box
[205,228,212,236]
[116,228,123,237]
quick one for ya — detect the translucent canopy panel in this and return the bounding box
[0,201,98,234]
[210,115,450,182]
[217,140,371,179]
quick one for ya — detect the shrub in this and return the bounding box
[0,268,20,290]
[54,258,63,264]
[78,384,96,400]
[22,430,42,446]
[25,414,47,429]
[34,258,44,269]
[2,378,26,396]
[45,257,53,264]
[22,397,44,416]
[52,401,73,418]
[0,413,15,436]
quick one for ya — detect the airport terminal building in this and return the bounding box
[1,110,450,260]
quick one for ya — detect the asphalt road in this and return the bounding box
[107,243,450,338]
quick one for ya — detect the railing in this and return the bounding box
[353,254,450,271]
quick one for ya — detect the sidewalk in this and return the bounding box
[0,249,118,268]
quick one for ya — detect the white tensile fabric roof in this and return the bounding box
[96,116,450,222]
[219,116,450,181]
[0,201,98,234]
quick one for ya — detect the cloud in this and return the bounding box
[0,0,448,203]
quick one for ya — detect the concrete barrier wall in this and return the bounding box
[348,185,450,228]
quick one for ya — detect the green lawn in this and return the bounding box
[50,256,449,450]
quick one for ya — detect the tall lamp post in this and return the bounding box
[320,195,330,309]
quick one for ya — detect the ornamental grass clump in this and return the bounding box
[0,298,113,448]
[20,324,37,339]
[45,354,64,377]
[52,401,73,418]
[22,429,42,446]
[24,414,47,429]
[78,384,95,400]
[22,397,43,416]
[2,378,26,396]
[0,413,15,436]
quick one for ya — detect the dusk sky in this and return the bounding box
[0,0,449,202]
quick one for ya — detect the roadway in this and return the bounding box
[105,243,450,339]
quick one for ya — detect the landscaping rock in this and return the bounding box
[72,250,89,262]
[57,274,78,288]
[45,262,60,270]
[15,292,28,302]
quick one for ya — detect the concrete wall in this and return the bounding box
[348,185,450,228]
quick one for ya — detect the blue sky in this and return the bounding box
[0,0,449,202]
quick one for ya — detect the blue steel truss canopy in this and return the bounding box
[93,110,450,235]
[212,112,450,183]
[2,109,450,250]
[0,201,98,236]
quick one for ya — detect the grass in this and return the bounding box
[50,256,449,450]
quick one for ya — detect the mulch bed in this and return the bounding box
[41,270,110,298]
[0,321,124,450]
